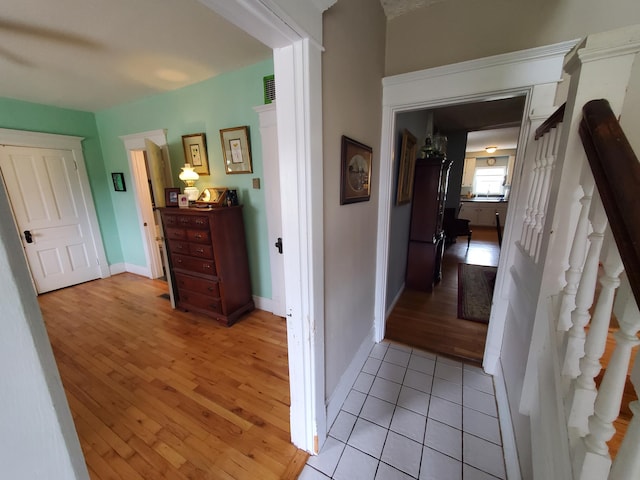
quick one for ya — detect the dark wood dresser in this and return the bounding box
[159,206,254,326]
[405,154,452,291]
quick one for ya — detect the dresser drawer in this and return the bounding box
[163,214,178,227]
[168,240,190,255]
[189,243,214,259]
[166,227,187,241]
[174,273,220,297]
[178,290,222,314]
[190,216,209,228]
[187,229,211,244]
[172,253,217,276]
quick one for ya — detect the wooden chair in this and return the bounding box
[443,205,472,248]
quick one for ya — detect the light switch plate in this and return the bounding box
[252,178,261,189]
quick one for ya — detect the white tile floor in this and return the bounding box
[299,342,506,480]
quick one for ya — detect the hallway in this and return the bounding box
[385,227,501,364]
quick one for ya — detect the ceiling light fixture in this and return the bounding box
[485,146,497,153]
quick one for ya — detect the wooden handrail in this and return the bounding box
[535,103,566,140]
[579,99,640,307]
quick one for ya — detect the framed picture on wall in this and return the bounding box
[340,135,372,205]
[396,129,417,205]
[220,126,253,174]
[182,133,210,175]
[111,172,126,192]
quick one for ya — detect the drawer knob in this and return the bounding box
[195,234,203,239]
[208,286,214,292]
[196,248,204,254]
[176,258,182,263]
[203,264,211,269]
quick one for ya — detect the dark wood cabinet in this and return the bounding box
[160,207,254,326]
[405,155,452,291]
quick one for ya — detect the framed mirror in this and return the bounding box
[196,187,228,207]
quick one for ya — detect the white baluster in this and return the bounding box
[609,401,640,480]
[556,169,595,333]
[609,277,640,480]
[567,229,622,437]
[531,124,563,260]
[572,274,640,480]
[562,196,608,380]
[521,138,544,247]
[524,134,550,252]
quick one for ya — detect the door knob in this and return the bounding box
[24,230,33,244]
[274,237,283,254]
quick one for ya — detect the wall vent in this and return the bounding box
[263,75,275,104]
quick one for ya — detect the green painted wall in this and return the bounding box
[95,59,274,298]
[0,97,122,264]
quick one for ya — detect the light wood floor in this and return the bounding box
[385,227,501,364]
[38,273,308,480]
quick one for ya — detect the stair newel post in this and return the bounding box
[608,276,640,479]
[557,166,595,333]
[521,138,545,247]
[562,194,607,381]
[567,226,621,438]
[531,124,563,261]
[573,271,640,480]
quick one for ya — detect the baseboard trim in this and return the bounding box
[385,283,405,319]
[253,295,274,313]
[326,327,375,429]
[123,263,151,278]
[494,359,522,480]
[109,263,126,275]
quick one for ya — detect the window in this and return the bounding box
[474,166,506,196]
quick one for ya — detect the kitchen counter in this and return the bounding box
[461,197,508,203]
[459,200,508,226]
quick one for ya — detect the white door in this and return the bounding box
[145,138,169,208]
[0,145,102,293]
[255,103,285,317]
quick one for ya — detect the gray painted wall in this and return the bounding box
[322,0,387,398]
[385,110,429,311]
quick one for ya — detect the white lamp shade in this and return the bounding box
[179,163,199,185]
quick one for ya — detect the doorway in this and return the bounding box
[120,130,172,283]
[373,40,578,373]
[384,98,525,363]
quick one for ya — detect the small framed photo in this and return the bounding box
[220,126,253,174]
[111,172,126,192]
[396,129,417,205]
[178,194,189,208]
[340,135,372,205]
[165,187,181,207]
[182,133,210,175]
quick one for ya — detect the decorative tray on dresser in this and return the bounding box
[159,206,254,326]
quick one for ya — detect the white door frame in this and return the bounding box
[0,128,110,281]
[199,0,332,452]
[374,40,579,375]
[120,129,168,280]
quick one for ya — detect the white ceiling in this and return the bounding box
[1,0,523,151]
[466,127,521,153]
[379,0,446,19]
[0,0,271,111]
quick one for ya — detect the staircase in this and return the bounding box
[495,25,640,479]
